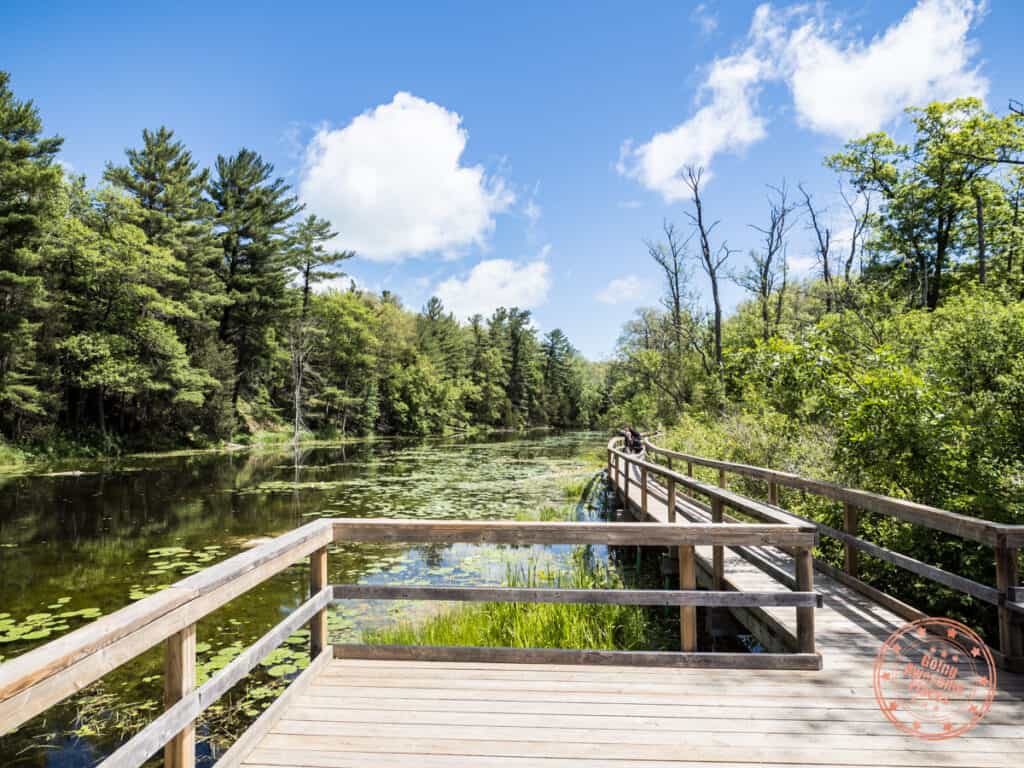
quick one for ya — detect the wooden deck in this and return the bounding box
[229,655,1024,768]
[4,439,1024,768]
[220,459,1024,768]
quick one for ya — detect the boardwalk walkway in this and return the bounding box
[3,450,1024,767]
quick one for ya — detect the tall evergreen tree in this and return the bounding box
[104,127,222,334]
[209,149,302,409]
[288,214,353,318]
[0,71,63,437]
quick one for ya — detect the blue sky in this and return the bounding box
[3,1,1023,358]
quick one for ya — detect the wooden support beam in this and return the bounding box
[309,547,328,658]
[679,544,697,652]
[796,547,815,654]
[718,468,727,488]
[618,456,626,505]
[768,480,778,506]
[666,478,676,524]
[163,625,196,768]
[843,503,859,579]
[711,498,724,590]
[687,461,693,477]
[996,543,1023,661]
[334,643,823,670]
[640,465,648,516]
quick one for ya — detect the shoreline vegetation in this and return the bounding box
[1,71,605,476]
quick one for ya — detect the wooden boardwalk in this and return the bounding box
[3,444,1024,768]
[222,464,1024,768]
[231,655,1024,768]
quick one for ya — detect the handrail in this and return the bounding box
[644,441,1020,546]
[0,516,822,768]
[640,437,1024,671]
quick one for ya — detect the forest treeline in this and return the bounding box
[606,97,1024,535]
[0,73,602,454]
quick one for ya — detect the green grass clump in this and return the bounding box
[365,548,648,651]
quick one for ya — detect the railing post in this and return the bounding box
[164,624,196,768]
[768,480,778,506]
[640,465,648,517]
[679,543,697,652]
[843,503,859,579]
[995,540,1023,662]
[796,546,815,654]
[686,461,693,478]
[718,468,727,489]
[624,456,631,511]
[711,498,724,590]
[666,477,676,524]
[667,455,673,471]
[310,546,328,658]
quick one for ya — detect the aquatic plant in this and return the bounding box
[365,547,649,651]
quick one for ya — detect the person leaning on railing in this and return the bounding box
[618,425,644,454]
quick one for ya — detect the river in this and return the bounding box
[0,431,607,765]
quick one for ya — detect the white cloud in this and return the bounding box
[780,0,986,137]
[619,1,987,198]
[524,199,542,224]
[435,259,551,319]
[617,40,770,200]
[691,3,719,36]
[596,275,650,305]
[299,92,514,262]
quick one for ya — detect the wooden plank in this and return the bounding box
[99,588,332,768]
[309,547,328,658]
[332,644,822,670]
[163,625,196,768]
[329,518,815,548]
[250,733,1016,767]
[813,518,1001,604]
[332,584,822,608]
[218,648,332,768]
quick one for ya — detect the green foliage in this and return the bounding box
[366,548,649,650]
[0,72,596,453]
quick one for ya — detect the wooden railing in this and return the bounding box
[0,517,821,768]
[642,439,1024,671]
[606,438,819,654]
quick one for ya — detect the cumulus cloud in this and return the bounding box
[299,92,514,262]
[782,0,986,137]
[596,275,650,305]
[618,43,769,200]
[619,1,987,199]
[435,259,551,319]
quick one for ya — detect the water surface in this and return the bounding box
[0,431,604,765]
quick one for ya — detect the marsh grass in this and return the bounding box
[365,548,649,651]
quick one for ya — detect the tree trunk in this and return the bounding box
[975,191,986,285]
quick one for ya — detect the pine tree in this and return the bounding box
[289,214,353,318]
[104,127,221,337]
[0,71,64,438]
[209,149,302,410]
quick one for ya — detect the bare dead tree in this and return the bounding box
[798,183,835,311]
[681,166,734,375]
[839,182,872,282]
[645,221,692,352]
[738,182,796,340]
